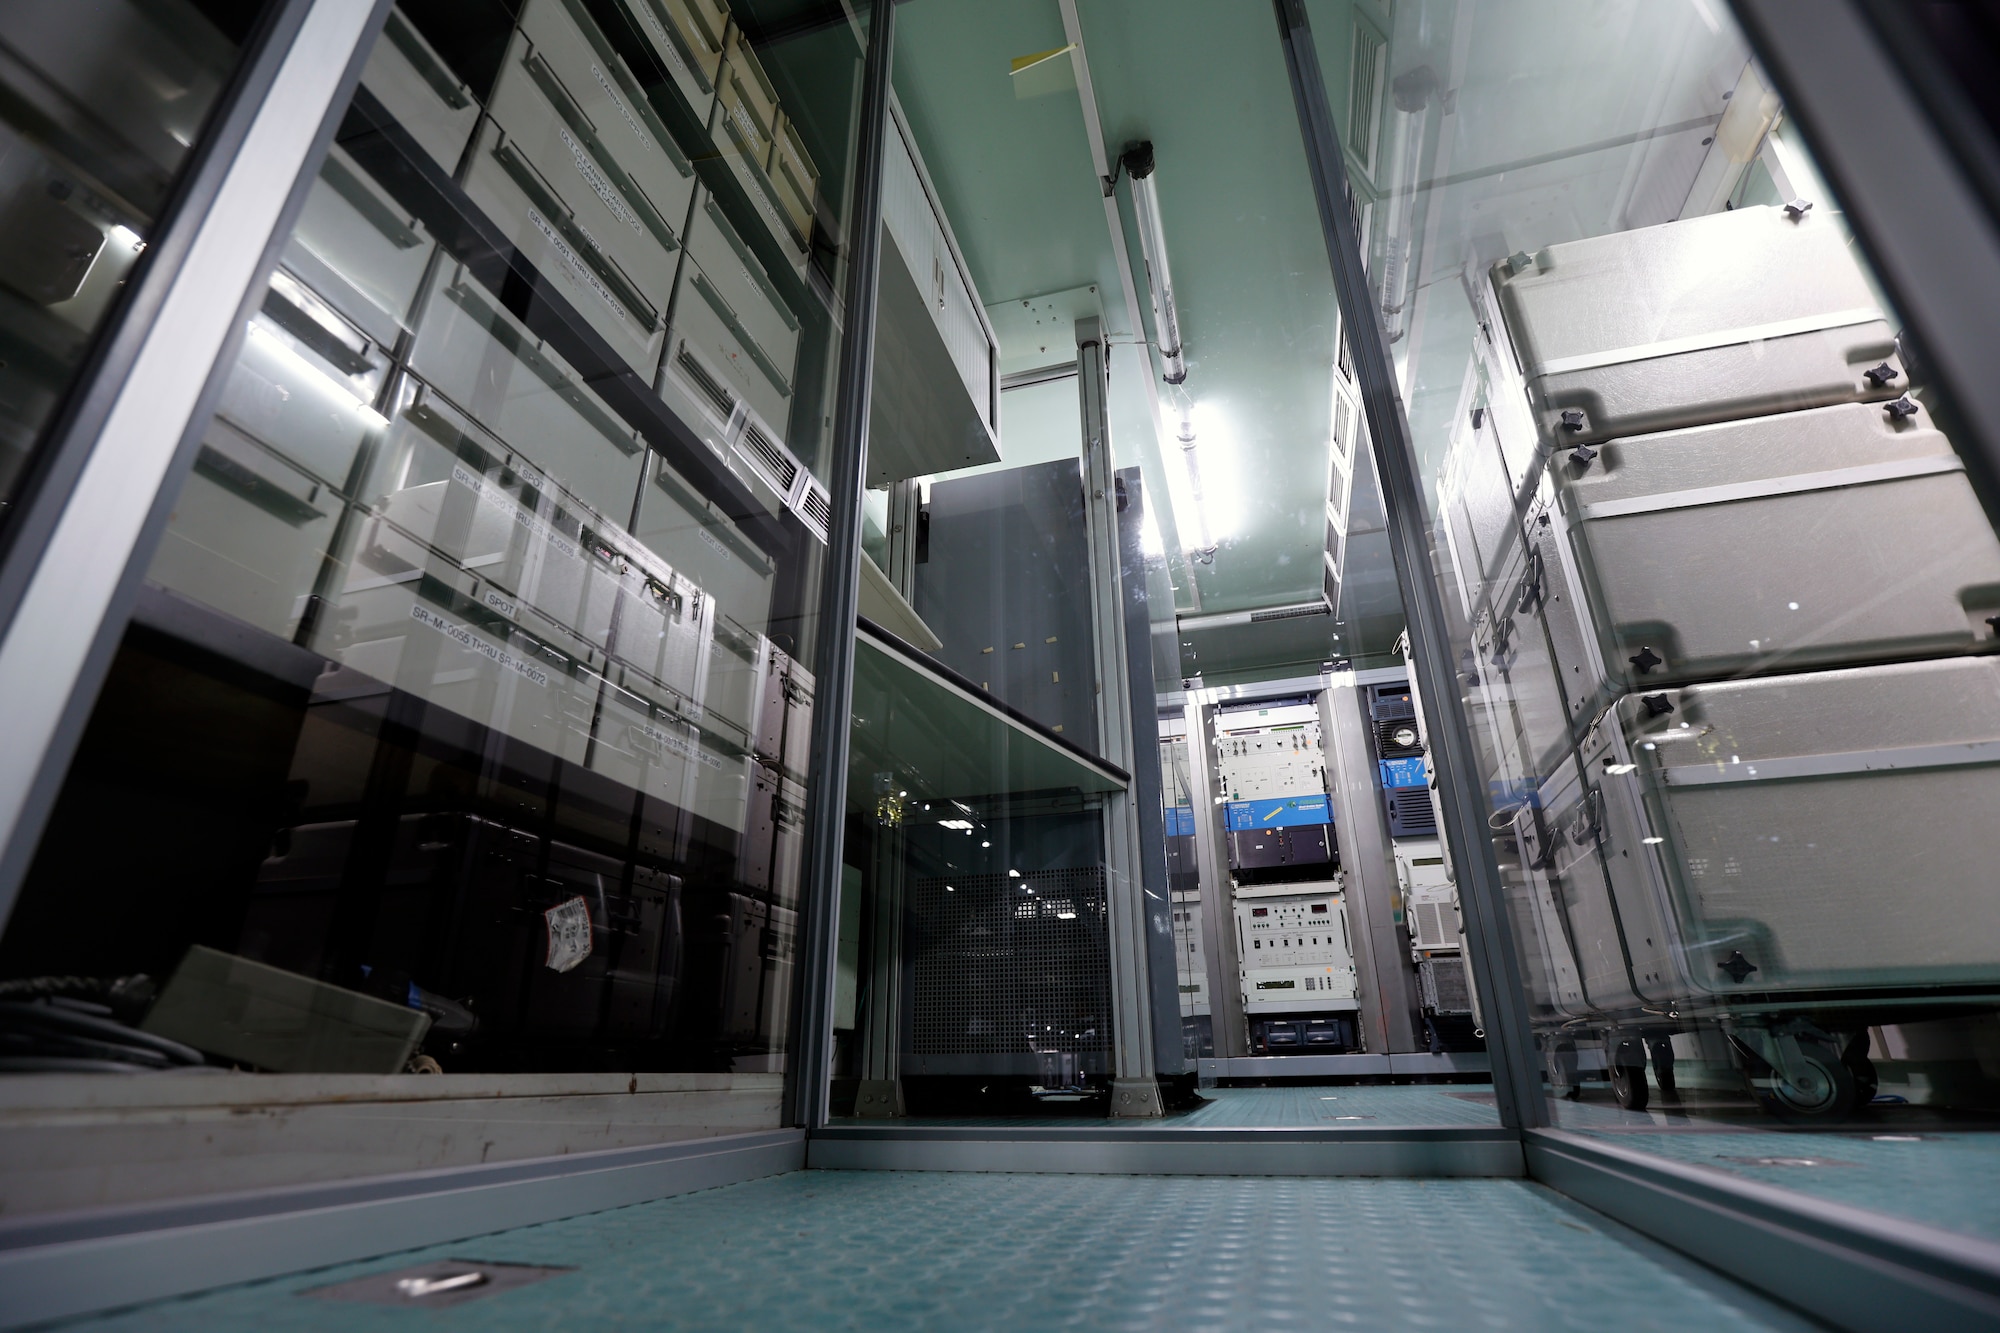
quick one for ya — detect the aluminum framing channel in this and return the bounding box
[1079,317,1162,1113]
[1320,671,1421,1055]
[786,0,897,1130]
[1526,1129,2000,1332]
[0,0,392,933]
[0,1130,805,1329]
[1184,697,1249,1058]
[1271,0,1545,1128]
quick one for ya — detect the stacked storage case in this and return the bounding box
[139,0,845,1070]
[1441,201,2000,1117]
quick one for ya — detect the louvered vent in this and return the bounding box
[738,421,798,495]
[799,483,830,531]
[676,343,735,419]
[1413,902,1455,950]
[1419,956,1472,1014]
[1388,787,1438,838]
[1347,21,1385,171]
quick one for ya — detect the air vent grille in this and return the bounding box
[738,421,798,493]
[1419,955,1472,1014]
[1347,21,1385,171]
[799,483,830,532]
[675,343,734,419]
[1388,787,1438,838]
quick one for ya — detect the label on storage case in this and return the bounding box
[409,603,551,687]
[527,206,635,328]
[544,895,592,972]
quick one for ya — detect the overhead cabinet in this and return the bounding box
[870,100,1001,487]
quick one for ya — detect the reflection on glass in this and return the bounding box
[0,1,249,531]
[0,0,862,1093]
[1329,0,2000,1192]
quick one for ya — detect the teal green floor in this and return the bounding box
[61,1172,1820,1331]
[1555,1088,2000,1245]
[848,1083,1502,1128]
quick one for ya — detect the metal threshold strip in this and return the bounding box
[807,1121,1525,1178]
[1525,1129,2000,1330]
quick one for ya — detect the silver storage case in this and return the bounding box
[484,25,680,315]
[282,144,437,346]
[359,8,480,175]
[614,0,725,117]
[771,774,807,908]
[1493,203,1903,447]
[408,264,647,506]
[1597,655,2000,1003]
[711,28,810,270]
[641,460,777,631]
[1543,397,2000,713]
[684,196,800,381]
[516,0,700,246]
[1514,747,1678,1020]
[1474,518,1578,784]
[1438,393,1530,610]
[667,250,797,446]
[460,120,666,378]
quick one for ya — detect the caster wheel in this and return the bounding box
[1846,1053,1879,1107]
[1648,1038,1679,1101]
[1843,1032,1879,1107]
[1610,1062,1650,1112]
[1753,1046,1857,1123]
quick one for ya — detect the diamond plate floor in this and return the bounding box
[57,1172,1819,1331]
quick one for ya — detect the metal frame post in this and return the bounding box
[1320,671,1420,1054]
[0,0,394,931]
[786,0,896,1129]
[1271,0,1547,1127]
[1183,697,1248,1060]
[1077,317,1162,1116]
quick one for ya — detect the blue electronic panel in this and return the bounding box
[1379,757,1428,790]
[1224,794,1332,831]
[1164,806,1196,837]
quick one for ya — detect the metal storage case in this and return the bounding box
[513,0,700,250]
[459,118,669,377]
[614,0,726,117]
[358,8,480,175]
[1601,656,2000,1000]
[1492,203,1904,447]
[1540,397,2000,710]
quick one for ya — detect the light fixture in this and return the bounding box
[1122,141,1185,386]
[939,819,975,831]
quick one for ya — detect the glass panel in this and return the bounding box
[828,2,1498,1128]
[0,0,866,1213]
[1319,0,2000,1235]
[0,1,259,535]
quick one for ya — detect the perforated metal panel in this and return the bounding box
[909,868,1111,1062]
